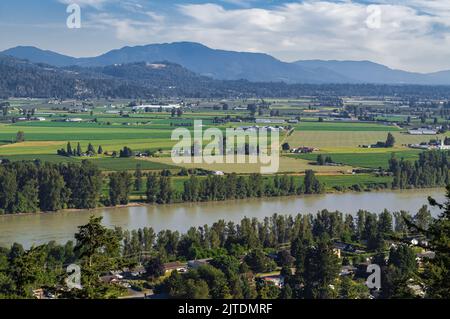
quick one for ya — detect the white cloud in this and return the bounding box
[86,1,450,72]
[219,0,258,8]
[58,0,115,9]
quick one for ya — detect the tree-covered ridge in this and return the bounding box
[3,55,450,99]
[0,56,153,99]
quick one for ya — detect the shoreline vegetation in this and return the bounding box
[0,190,445,299]
[0,186,446,219]
[0,149,450,215]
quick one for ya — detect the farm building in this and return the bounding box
[408,128,437,135]
[409,140,450,150]
[132,104,181,111]
[65,118,83,122]
[255,118,285,124]
[290,147,317,153]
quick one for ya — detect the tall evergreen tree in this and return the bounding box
[303,170,324,194]
[0,168,17,213]
[385,133,395,147]
[406,186,450,298]
[146,173,159,203]
[134,164,143,191]
[67,142,73,156]
[72,216,122,298]
[38,165,68,211]
[108,171,133,206]
[303,239,341,299]
[62,160,103,209]
[158,175,172,204]
[15,131,25,143]
[86,143,95,155]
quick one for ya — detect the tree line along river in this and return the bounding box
[0,188,446,248]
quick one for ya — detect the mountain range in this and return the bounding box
[3,42,450,85]
[2,54,450,100]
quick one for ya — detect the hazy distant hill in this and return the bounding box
[4,42,450,85]
[1,46,78,67]
[0,42,346,84]
[293,60,440,85]
[77,42,351,84]
[2,54,450,99]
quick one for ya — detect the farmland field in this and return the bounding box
[0,99,444,180]
[289,150,421,168]
[286,131,445,152]
[143,155,354,174]
[0,139,175,155]
[0,123,172,141]
[0,154,177,171]
[293,121,400,131]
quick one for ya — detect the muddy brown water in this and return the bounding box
[0,189,445,248]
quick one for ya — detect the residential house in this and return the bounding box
[163,261,187,274]
[260,275,284,288]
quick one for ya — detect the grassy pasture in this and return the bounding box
[318,174,392,189]
[143,155,353,174]
[286,131,446,152]
[0,124,172,141]
[0,154,177,171]
[289,150,421,169]
[0,139,176,155]
[293,121,400,132]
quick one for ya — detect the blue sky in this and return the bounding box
[1,0,450,72]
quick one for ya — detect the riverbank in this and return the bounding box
[0,183,444,218]
[0,188,446,249]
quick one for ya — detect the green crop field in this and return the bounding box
[289,150,421,169]
[293,121,400,132]
[0,99,440,181]
[0,139,175,155]
[317,174,392,189]
[0,124,172,141]
[0,154,178,171]
[146,155,354,174]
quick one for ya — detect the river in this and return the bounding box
[0,189,446,248]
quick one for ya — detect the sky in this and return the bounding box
[1,0,450,73]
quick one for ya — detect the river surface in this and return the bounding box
[0,189,446,248]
